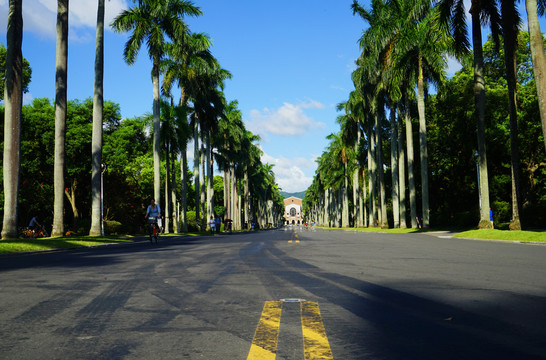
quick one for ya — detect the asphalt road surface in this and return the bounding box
[0,227,545,359]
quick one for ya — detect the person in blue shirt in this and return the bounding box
[145,199,162,238]
[29,216,41,231]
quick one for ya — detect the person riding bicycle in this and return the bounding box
[145,199,162,238]
[28,216,41,234]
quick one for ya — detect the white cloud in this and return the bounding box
[261,152,315,193]
[247,100,326,137]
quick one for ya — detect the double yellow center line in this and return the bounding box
[247,300,334,359]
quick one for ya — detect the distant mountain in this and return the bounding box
[280,191,306,200]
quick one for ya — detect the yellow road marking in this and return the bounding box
[247,301,283,360]
[301,301,334,359]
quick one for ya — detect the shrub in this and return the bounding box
[104,220,123,235]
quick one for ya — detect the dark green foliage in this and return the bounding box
[0,43,32,100]
[426,32,546,227]
[185,210,200,231]
[0,97,197,234]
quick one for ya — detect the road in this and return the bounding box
[0,227,545,359]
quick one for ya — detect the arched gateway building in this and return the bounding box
[284,196,304,225]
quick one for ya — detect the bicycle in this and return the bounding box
[19,225,48,238]
[147,216,160,244]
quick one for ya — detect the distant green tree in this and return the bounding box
[0,43,32,101]
[427,32,546,227]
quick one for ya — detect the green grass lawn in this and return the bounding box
[455,229,546,242]
[0,231,210,254]
[0,236,132,254]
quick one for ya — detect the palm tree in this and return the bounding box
[176,105,192,232]
[438,0,501,228]
[90,0,105,236]
[112,0,202,208]
[161,33,215,232]
[500,0,523,229]
[52,0,69,237]
[323,132,350,227]
[215,101,247,227]
[525,0,546,152]
[352,0,389,227]
[1,0,23,239]
[338,90,370,228]
[159,97,181,233]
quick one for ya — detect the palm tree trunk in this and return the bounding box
[376,112,388,228]
[501,4,522,229]
[206,131,214,223]
[52,0,69,237]
[171,155,178,232]
[230,167,236,228]
[193,122,200,229]
[417,55,430,229]
[165,143,171,233]
[235,184,242,230]
[353,167,360,227]
[390,107,400,228]
[526,0,546,152]
[368,119,377,227]
[224,168,231,220]
[180,150,188,232]
[152,56,161,207]
[471,8,492,228]
[361,169,367,227]
[90,0,105,236]
[200,141,206,230]
[342,162,349,227]
[1,0,23,240]
[405,97,417,228]
[398,107,407,228]
[244,169,250,228]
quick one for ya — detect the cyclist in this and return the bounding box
[28,216,42,236]
[145,199,162,242]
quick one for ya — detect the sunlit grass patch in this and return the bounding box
[456,229,546,242]
[0,237,131,254]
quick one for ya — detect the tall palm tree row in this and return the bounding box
[112,0,202,212]
[2,1,283,238]
[438,0,500,229]
[350,0,450,229]
[305,0,539,230]
[306,0,458,229]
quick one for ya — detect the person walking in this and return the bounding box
[209,216,216,235]
[215,215,221,234]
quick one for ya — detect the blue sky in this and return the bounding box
[1,0,538,193]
